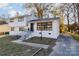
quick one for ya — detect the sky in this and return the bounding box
[0,3,25,17]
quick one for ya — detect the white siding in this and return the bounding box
[29,20,59,39]
[9,15,36,35]
[8,20,26,27]
[10,27,21,35]
[10,31,23,35]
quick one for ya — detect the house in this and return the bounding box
[8,13,60,39]
[0,21,10,36]
[26,17,60,39]
[8,14,36,35]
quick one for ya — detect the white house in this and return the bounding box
[8,15,36,35]
[26,17,60,39]
[8,14,60,39]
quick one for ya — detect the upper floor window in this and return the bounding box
[18,18,24,22]
[10,20,14,22]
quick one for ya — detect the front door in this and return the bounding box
[30,23,34,31]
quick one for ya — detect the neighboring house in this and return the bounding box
[8,15,36,35]
[26,17,60,39]
[0,21,10,35]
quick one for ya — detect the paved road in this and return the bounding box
[49,34,79,56]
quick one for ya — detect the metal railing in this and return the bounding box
[31,45,53,56]
[32,48,43,56]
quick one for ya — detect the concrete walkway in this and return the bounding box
[49,34,79,56]
[12,40,49,49]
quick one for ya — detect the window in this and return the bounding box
[10,20,14,22]
[11,27,14,31]
[19,27,24,31]
[37,22,52,31]
[18,18,24,22]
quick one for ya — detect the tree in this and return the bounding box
[72,3,77,24]
[50,6,65,33]
[24,3,55,18]
[59,4,74,32]
[76,3,79,23]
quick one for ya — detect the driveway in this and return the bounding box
[49,34,79,56]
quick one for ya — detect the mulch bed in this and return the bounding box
[23,37,56,45]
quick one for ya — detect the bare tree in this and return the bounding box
[24,3,55,18]
[76,3,79,24]
[60,4,73,32]
[72,3,77,24]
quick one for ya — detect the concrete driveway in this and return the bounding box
[49,34,79,56]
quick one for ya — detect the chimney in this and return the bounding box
[16,12,19,17]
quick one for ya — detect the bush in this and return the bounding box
[5,32,9,35]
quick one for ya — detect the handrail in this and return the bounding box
[32,48,43,56]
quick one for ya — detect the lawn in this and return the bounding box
[71,34,79,42]
[0,36,39,56]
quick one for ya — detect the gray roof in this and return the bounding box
[28,17,60,22]
[10,15,31,20]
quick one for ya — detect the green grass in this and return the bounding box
[0,36,39,56]
[71,34,79,42]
